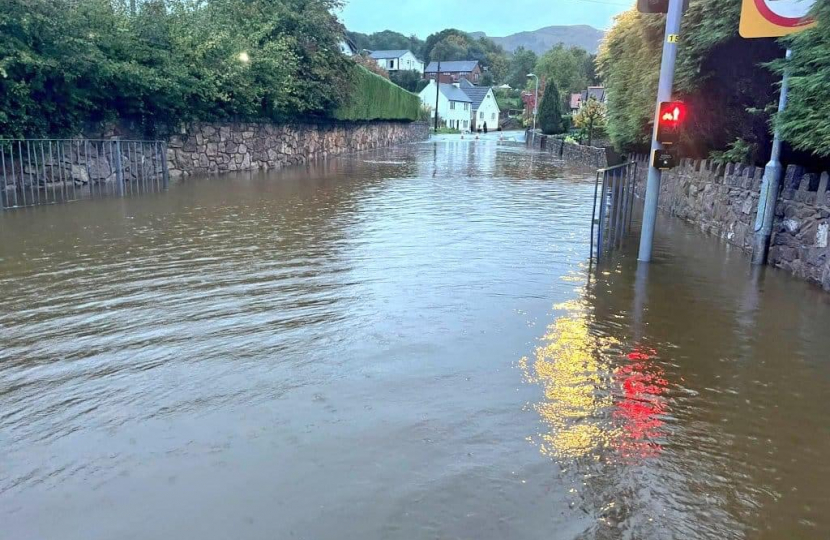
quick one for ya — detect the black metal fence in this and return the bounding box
[590,161,638,262]
[0,139,169,211]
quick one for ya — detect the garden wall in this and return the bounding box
[630,155,830,291]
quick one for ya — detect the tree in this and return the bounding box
[574,98,606,146]
[390,70,427,92]
[535,45,592,98]
[775,0,830,157]
[538,79,564,135]
[597,0,783,159]
[430,36,467,62]
[507,47,537,90]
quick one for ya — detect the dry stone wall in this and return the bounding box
[631,155,830,291]
[167,121,429,177]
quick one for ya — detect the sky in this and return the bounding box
[337,0,631,38]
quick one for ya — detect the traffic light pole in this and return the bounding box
[751,49,792,266]
[637,0,685,262]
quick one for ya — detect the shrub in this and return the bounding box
[538,79,564,135]
[333,65,421,122]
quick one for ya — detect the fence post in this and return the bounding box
[161,142,170,189]
[115,139,125,196]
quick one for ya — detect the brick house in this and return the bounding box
[424,60,482,84]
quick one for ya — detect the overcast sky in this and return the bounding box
[337,0,630,37]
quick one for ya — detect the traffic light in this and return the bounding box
[656,101,685,145]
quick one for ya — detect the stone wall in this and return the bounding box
[631,155,830,291]
[167,121,429,177]
[526,130,609,169]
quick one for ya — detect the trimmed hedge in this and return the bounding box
[334,66,421,122]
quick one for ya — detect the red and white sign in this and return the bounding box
[740,0,816,38]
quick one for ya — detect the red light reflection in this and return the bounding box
[613,347,668,459]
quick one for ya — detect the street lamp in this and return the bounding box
[527,73,539,132]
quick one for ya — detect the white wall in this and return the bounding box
[418,82,472,130]
[473,89,501,129]
[374,52,424,74]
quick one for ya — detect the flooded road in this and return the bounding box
[2,136,830,539]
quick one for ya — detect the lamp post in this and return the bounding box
[527,73,539,132]
[434,60,441,132]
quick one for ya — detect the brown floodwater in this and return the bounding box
[1,135,829,539]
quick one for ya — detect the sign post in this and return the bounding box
[742,0,816,265]
[637,0,685,263]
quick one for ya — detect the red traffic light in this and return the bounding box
[657,101,685,144]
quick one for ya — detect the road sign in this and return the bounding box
[740,0,816,38]
[656,101,685,145]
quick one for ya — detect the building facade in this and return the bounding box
[459,80,501,131]
[418,81,473,131]
[424,61,482,84]
[369,50,425,75]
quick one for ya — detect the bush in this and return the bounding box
[334,65,421,121]
[538,79,564,135]
[0,0,356,138]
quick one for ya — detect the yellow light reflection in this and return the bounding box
[521,299,620,459]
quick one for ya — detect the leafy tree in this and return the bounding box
[506,47,537,89]
[422,29,509,82]
[346,30,425,58]
[597,0,782,158]
[390,70,427,92]
[481,72,495,87]
[538,79,564,135]
[430,36,467,62]
[574,98,606,146]
[535,45,593,98]
[423,29,468,63]
[774,1,830,157]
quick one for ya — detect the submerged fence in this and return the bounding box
[0,139,169,210]
[590,161,638,262]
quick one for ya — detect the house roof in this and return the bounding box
[431,82,472,102]
[369,50,412,60]
[458,78,476,89]
[582,86,606,103]
[461,86,492,111]
[570,93,583,110]
[424,60,480,73]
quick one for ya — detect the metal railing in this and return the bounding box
[590,161,638,262]
[0,138,169,211]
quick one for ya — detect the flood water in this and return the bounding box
[2,135,830,539]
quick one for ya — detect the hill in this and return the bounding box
[469,25,605,54]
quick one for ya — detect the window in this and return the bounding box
[464,103,469,111]
[450,102,456,110]
[479,112,484,119]
[492,113,496,120]
[463,120,469,129]
[389,60,395,69]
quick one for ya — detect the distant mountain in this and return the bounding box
[469,25,605,55]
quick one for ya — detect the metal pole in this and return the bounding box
[533,76,539,132]
[597,170,609,257]
[637,0,684,262]
[434,61,441,132]
[752,49,792,266]
[161,141,170,189]
[590,170,601,261]
[115,139,125,196]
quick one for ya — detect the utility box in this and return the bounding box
[653,149,678,170]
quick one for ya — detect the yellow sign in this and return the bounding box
[667,34,680,43]
[740,0,816,38]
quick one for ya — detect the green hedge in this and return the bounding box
[333,66,421,122]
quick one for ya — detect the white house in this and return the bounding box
[419,81,473,131]
[369,50,424,75]
[459,79,501,131]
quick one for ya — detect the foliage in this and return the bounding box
[481,72,495,86]
[506,47,538,89]
[346,30,424,58]
[710,138,758,165]
[434,127,460,134]
[538,78,563,135]
[774,1,830,157]
[333,65,421,122]
[535,45,595,97]
[390,70,428,93]
[423,29,507,78]
[352,54,389,79]
[597,0,783,158]
[494,88,522,112]
[0,0,358,138]
[573,98,606,146]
